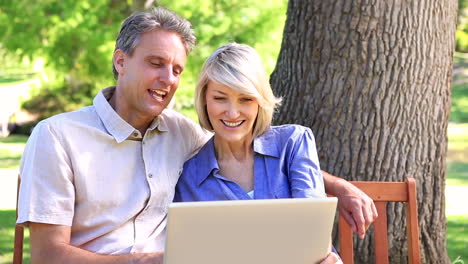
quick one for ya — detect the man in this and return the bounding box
[17,7,376,264]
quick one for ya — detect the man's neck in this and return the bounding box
[108,90,151,135]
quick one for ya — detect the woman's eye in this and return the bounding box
[240,98,253,102]
[214,97,226,100]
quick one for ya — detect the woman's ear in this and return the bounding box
[113,49,126,76]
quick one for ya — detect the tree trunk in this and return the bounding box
[270,0,457,263]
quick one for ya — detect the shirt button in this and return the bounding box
[148,173,153,178]
[133,132,139,137]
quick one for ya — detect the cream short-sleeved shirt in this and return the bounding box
[17,87,210,254]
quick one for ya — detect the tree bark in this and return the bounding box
[271,0,457,263]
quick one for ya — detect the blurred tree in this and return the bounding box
[132,0,156,12]
[457,0,468,51]
[459,0,467,15]
[157,0,286,118]
[0,0,287,121]
[271,0,456,263]
[0,0,131,120]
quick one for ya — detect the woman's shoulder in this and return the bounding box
[181,137,216,177]
[254,125,314,155]
[262,124,312,139]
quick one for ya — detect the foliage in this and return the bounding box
[154,0,287,117]
[456,30,468,53]
[22,80,96,121]
[0,0,287,121]
[457,0,468,53]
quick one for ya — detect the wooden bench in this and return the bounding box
[338,177,421,264]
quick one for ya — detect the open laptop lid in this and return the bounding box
[164,197,337,264]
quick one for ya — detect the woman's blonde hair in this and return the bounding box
[195,43,281,139]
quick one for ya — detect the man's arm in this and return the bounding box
[29,223,164,264]
[321,170,378,239]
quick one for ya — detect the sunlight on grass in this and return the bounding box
[447,215,468,263]
[447,161,468,187]
[0,135,27,170]
[0,210,30,264]
[448,123,468,151]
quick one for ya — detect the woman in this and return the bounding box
[174,43,341,263]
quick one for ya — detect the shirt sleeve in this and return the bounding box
[17,120,75,226]
[288,127,326,198]
[187,121,212,160]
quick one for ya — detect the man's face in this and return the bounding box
[113,29,187,123]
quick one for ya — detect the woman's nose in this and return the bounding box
[225,102,240,118]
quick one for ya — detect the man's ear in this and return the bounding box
[113,49,126,76]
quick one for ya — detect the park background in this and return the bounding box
[0,0,466,263]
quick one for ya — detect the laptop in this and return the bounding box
[164,197,338,264]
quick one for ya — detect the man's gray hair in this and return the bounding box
[112,7,196,79]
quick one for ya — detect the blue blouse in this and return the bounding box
[174,125,325,202]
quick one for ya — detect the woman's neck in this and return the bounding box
[213,136,254,162]
[214,135,255,192]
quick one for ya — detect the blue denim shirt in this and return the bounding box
[174,125,325,202]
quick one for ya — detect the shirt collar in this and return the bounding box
[194,128,280,186]
[94,86,164,143]
[253,128,281,158]
[195,137,220,186]
[154,111,169,132]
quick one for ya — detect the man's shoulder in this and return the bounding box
[160,109,195,124]
[32,105,98,134]
[159,109,204,134]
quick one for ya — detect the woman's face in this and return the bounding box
[205,81,259,144]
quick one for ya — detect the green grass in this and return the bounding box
[447,161,468,186]
[452,53,468,123]
[0,210,30,264]
[447,123,468,188]
[0,135,28,169]
[448,123,468,151]
[447,215,468,263]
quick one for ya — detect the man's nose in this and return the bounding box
[159,67,177,85]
